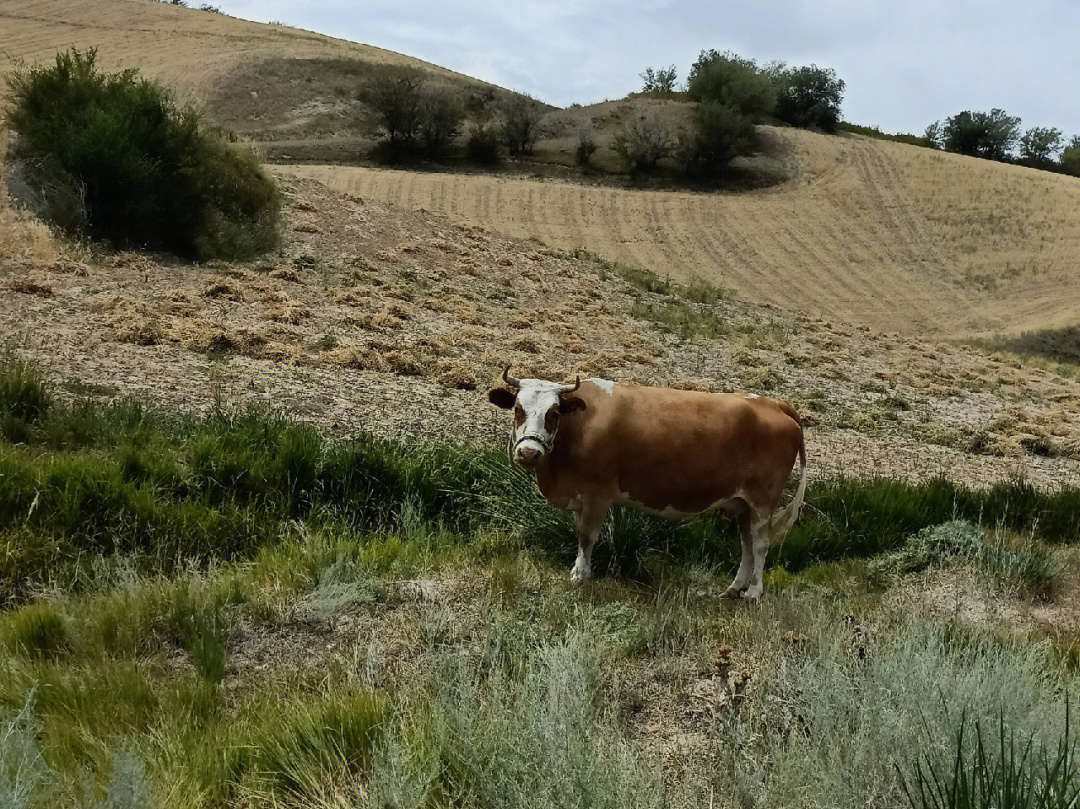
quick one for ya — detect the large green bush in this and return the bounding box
[5,49,279,261]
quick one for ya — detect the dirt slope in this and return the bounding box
[285,127,1080,339]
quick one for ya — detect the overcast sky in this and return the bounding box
[214,0,1080,137]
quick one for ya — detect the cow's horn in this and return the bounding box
[502,367,521,388]
[560,376,581,394]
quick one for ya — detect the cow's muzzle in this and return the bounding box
[512,434,551,467]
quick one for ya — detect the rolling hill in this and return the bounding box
[0,0,514,141]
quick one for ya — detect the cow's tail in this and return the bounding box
[771,423,808,543]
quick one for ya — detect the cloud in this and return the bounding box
[214,0,1080,135]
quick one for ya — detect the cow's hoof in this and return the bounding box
[569,565,591,584]
[721,585,747,600]
[741,583,763,600]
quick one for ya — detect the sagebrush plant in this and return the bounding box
[5,48,279,260]
[367,631,669,809]
[728,616,1079,808]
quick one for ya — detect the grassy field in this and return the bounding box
[3,358,1080,808]
[285,127,1080,339]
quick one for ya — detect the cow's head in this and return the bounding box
[488,368,585,467]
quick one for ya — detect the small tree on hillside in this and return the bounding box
[640,65,678,93]
[1060,136,1080,177]
[676,101,756,177]
[772,64,845,131]
[364,70,424,151]
[575,126,599,166]
[502,95,542,155]
[418,88,465,159]
[686,50,775,122]
[1019,126,1062,167]
[612,114,670,174]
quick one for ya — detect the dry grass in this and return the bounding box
[285,126,1080,340]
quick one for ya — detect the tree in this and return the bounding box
[1060,136,1080,177]
[640,65,678,93]
[685,50,775,122]
[676,101,755,177]
[924,121,943,148]
[418,88,464,159]
[939,109,1021,161]
[612,114,670,174]
[1019,126,1062,167]
[575,126,598,166]
[502,95,542,155]
[364,70,424,149]
[772,64,845,131]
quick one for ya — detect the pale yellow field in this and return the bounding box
[286,128,1080,338]
[0,0,472,103]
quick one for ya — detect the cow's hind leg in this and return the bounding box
[742,512,773,600]
[723,511,756,599]
[571,500,607,584]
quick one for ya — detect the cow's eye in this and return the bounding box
[514,404,525,425]
[545,406,560,432]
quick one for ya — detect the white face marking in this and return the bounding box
[589,377,615,395]
[512,379,565,457]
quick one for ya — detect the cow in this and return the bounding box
[487,370,807,599]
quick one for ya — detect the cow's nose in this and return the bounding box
[515,446,541,467]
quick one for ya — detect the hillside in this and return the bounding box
[0,0,515,142]
[286,124,1080,339]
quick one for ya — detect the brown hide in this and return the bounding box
[534,381,804,518]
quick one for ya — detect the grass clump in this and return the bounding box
[6,48,278,260]
[901,709,1080,809]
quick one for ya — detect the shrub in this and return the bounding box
[640,65,678,93]
[686,49,775,122]
[466,122,501,164]
[418,87,465,159]
[772,64,845,132]
[575,127,598,166]
[675,100,756,176]
[501,95,542,155]
[5,49,279,261]
[612,114,670,174]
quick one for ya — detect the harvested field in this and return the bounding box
[286,127,1080,338]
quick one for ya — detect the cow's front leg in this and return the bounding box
[571,501,607,584]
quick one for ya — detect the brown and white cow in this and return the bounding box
[487,370,807,599]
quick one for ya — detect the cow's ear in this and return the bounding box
[488,387,517,409]
[558,396,586,414]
